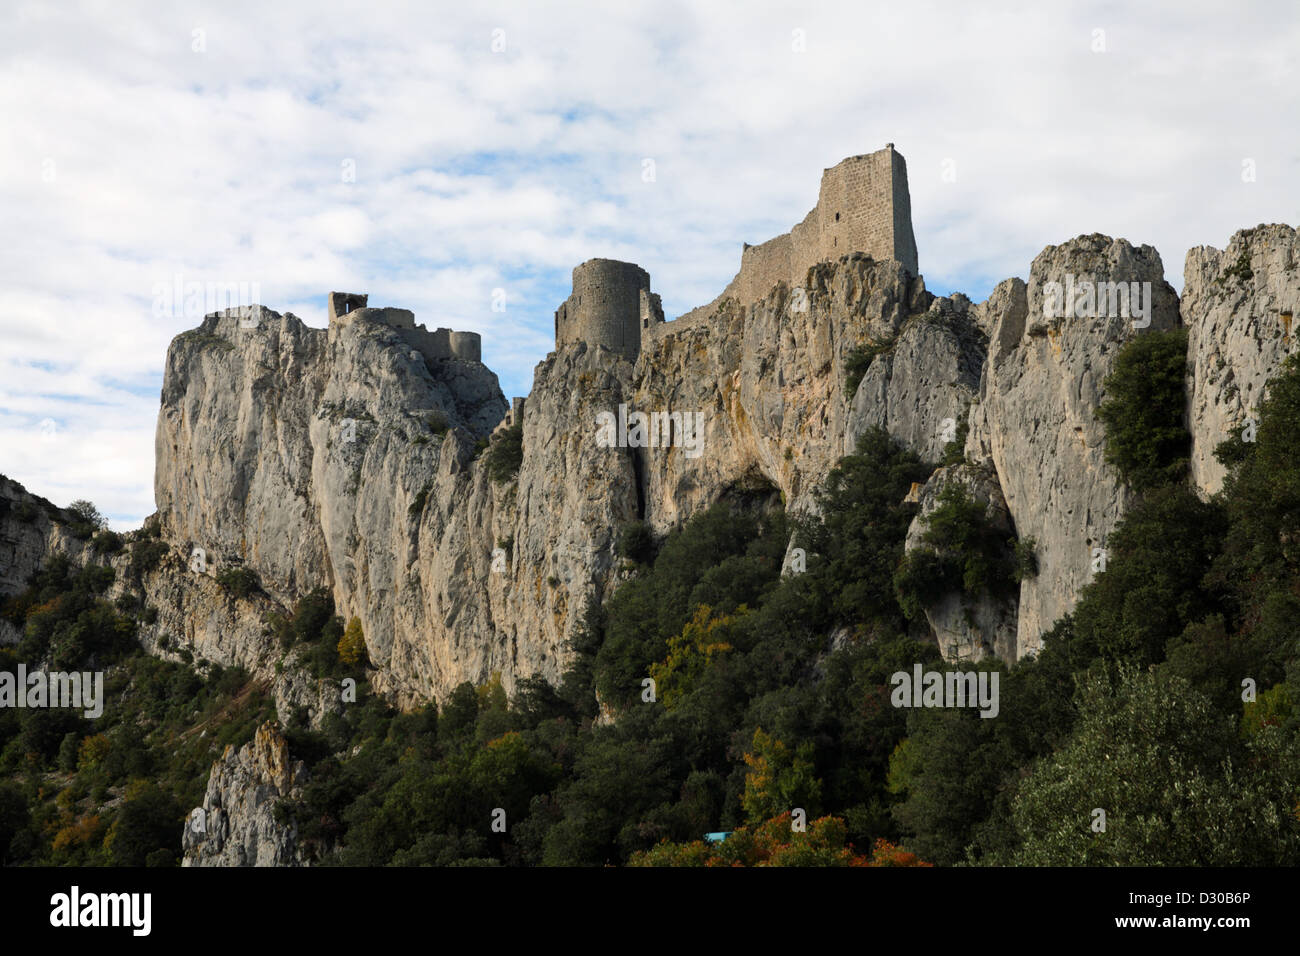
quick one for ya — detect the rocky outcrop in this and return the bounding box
[380,341,640,705]
[149,230,1276,696]
[12,207,1294,716]
[967,236,1181,657]
[182,721,307,867]
[1183,224,1300,494]
[847,292,985,464]
[153,305,641,707]
[0,477,95,643]
[636,254,932,528]
[902,463,1018,661]
[154,305,506,605]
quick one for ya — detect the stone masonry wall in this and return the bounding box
[674,145,919,326]
[555,258,651,360]
[326,293,481,364]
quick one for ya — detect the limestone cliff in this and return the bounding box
[7,135,1300,869]
[139,224,1299,695]
[182,721,307,867]
[967,235,1180,657]
[0,477,94,644]
[150,304,637,707]
[1183,224,1300,495]
[636,255,932,527]
[7,223,1300,871]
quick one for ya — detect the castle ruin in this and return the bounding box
[552,145,919,357]
[553,259,665,362]
[327,291,482,363]
[729,143,918,303]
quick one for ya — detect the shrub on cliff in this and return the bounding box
[129,539,170,580]
[91,530,123,555]
[615,520,655,565]
[337,617,367,667]
[485,422,523,483]
[893,483,1021,621]
[65,499,106,539]
[216,566,260,599]
[842,336,896,399]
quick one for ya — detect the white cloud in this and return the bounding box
[0,0,1297,527]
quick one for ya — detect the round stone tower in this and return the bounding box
[554,258,651,361]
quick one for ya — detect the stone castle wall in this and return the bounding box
[552,147,917,354]
[797,146,917,278]
[327,292,481,363]
[728,233,795,309]
[554,259,652,361]
[673,145,918,326]
[447,331,481,363]
[639,288,665,336]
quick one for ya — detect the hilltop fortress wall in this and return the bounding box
[546,146,918,361]
[553,259,664,362]
[327,291,482,363]
[671,144,918,328]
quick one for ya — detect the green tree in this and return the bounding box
[216,566,260,598]
[1070,483,1227,668]
[799,427,931,633]
[106,783,183,866]
[741,727,822,824]
[1095,326,1191,491]
[65,499,107,537]
[1001,666,1300,865]
[485,422,523,483]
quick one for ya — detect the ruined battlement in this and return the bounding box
[735,145,918,301]
[492,395,526,438]
[554,260,659,361]
[675,145,919,325]
[327,291,482,363]
[328,292,369,323]
[553,147,919,354]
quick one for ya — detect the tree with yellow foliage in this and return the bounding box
[337,616,367,667]
[741,727,822,824]
[648,605,739,709]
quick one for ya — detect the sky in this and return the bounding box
[1,0,1297,530]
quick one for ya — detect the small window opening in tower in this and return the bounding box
[835,212,841,221]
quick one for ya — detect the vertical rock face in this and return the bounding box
[636,255,933,527]
[0,478,93,644]
[379,342,641,705]
[1183,224,1300,495]
[847,293,985,464]
[182,722,306,867]
[154,309,331,600]
[968,236,1181,657]
[152,304,642,706]
[74,225,1300,704]
[143,233,1210,702]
